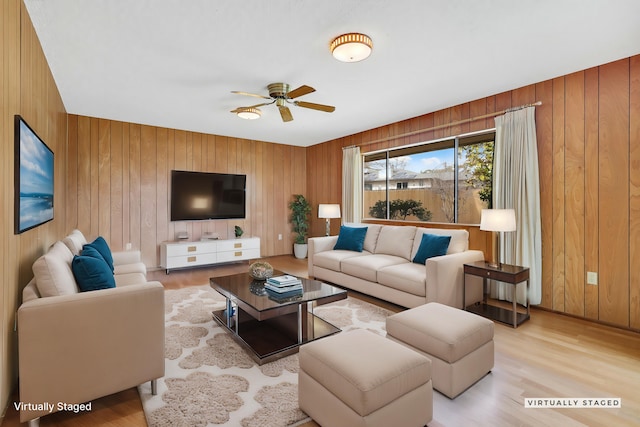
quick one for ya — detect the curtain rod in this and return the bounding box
[354,101,542,148]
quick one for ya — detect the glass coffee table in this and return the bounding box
[210,270,347,365]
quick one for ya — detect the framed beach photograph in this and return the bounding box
[14,115,54,234]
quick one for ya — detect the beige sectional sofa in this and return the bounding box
[17,230,165,426]
[308,224,484,308]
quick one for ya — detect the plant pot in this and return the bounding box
[293,243,308,259]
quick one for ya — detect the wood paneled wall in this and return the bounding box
[0,0,68,413]
[66,117,307,267]
[307,56,640,330]
[2,8,639,421]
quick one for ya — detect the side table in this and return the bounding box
[463,261,530,328]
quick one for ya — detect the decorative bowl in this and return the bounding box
[248,261,274,280]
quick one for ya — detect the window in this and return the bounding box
[363,131,494,224]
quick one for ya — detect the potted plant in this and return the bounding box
[289,194,311,259]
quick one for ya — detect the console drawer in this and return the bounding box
[163,241,217,256]
[217,248,261,263]
[164,252,217,269]
[217,238,260,252]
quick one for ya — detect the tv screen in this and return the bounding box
[15,115,54,234]
[170,170,246,221]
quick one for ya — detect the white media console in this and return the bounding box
[160,237,260,274]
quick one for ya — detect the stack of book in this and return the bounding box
[264,275,304,299]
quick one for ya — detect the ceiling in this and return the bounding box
[24,0,640,147]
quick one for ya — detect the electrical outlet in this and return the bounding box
[587,272,598,285]
[278,234,283,241]
[125,242,132,251]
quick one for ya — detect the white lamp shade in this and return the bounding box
[480,209,516,232]
[318,204,341,219]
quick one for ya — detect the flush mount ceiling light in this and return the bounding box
[330,33,373,62]
[235,107,261,120]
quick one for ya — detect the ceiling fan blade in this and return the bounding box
[230,102,271,113]
[279,106,293,122]
[231,90,272,100]
[286,85,315,99]
[295,101,336,113]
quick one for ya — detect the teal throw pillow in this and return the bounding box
[71,254,116,292]
[84,236,113,272]
[334,226,368,252]
[412,233,451,264]
[81,245,105,262]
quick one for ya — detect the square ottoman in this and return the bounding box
[386,302,494,399]
[299,329,433,427]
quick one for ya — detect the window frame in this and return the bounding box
[362,129,496,225]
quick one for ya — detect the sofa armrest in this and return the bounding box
[112,249,142,266]
[17,281,165,422]
[112,250,147,275]
[425,250,484,309]
[307,236,338,276]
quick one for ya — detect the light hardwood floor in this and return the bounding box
[2,255,639,426]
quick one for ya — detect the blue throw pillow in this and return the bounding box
[333,226,368,252]
[81,245,105,261]
[84,236,114,272]
[71,255,116,292]
[412,233,451,264]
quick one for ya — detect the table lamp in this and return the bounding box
[480,209,516,268]
[318,204,341,236]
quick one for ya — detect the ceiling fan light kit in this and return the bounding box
[231,82,335,122]
[330,33,373,62]
[236,107,261,120]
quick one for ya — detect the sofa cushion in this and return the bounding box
[411,228,469,259]
[32,241,79,297]
[412,233,451,264]
[363,224,382,253]
[377,263,427,296]
[22,280,41,303]
[313,250,369,272]
[341,254,408,282]
[62,229,87,255]
[71,255,116,292]
[334,226,368,252]
[374,226,417,260]
[84,236,114,272]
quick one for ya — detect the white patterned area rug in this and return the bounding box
[138,284,393,427]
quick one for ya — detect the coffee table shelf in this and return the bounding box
[212,308,341,363]
[210,270,347,365]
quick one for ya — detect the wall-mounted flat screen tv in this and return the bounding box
[170,170,246,221]
[15,115,54,234]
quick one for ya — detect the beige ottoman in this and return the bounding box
[299,329,433,427]
[386,302,494,399]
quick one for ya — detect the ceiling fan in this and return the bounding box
[230,83,335,122]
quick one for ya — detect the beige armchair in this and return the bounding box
[17,231,165,426]
[18,281,164,425]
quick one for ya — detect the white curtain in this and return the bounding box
[492,106,542,305]
[342,146,362,224]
